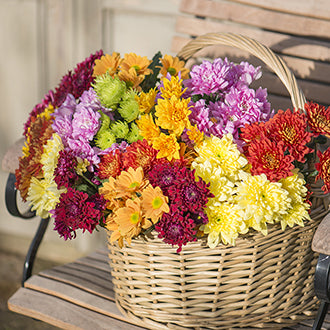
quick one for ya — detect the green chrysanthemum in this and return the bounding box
[111,120,129,139]
[95,130,116,149]
[126,122,142,143]
[92,73,126,109]
[118,90,140,122]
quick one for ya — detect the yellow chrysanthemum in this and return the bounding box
[159,54,189,79]
[120,53,152,76]
[135,88,157,114]
[136,114,160,142]
[279,202,310,231]
[40,133,63,180]
[194,134,248,181]
[193,160,236,202]
[202,201,248,248]
[155,95,191,136]
[93,52,122,77]
[26,177,66,218]
[186,125,204,147]
[75,157,90,175]
[279,169,308,204]
[141,185,169,222]
[152,133,180,161]
[159,75,186,100]
[235,173,291,235]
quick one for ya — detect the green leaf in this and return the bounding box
[140,51,162,92]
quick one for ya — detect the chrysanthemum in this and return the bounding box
[305,101,330,138]
[268,109,312,162]
[279,202,310,231]
[111,121,129,139]
[155,95,191,136]
[240,121,269,145]
[152,133,180,161]
[115,166,147,197]
[122,139,158,173]
[246,137,294,182]
[93,52,122,77]
[40,133,64,180]
[118,90,140,122]
[120,53,152,76]
[155,206,197,252]
[118,68,145,90]
[235,173,291,234]
[202,201,248,247]
[167,167,213,213]
[52,188,103,240]
[27,177,66,219]
[95,130,117,150]
[185,125,204,147]
[315,148,330,193]
[159,54,189,79]
[97,149,122,180]
[159,74,187,100]
[136,114,160,142]
[54,149,79,188]
[194,134,248,181]
[141,185,169,222]
[136,88,157,114]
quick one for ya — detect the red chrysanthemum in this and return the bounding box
[54,149,79,188]
[97,149,122,180]
[305,101,330,138]
[246,137,295,182]
[52,188,104,240]
[268,109,312,162]
[240,121,269,145]
[122,139,158,174]
[167,167,213,213]
[315,148,330,193]
[155,206,197,252]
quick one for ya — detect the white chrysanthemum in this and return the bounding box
[235,173,291,235]
[194,134,248,181]
[40,133,63,180]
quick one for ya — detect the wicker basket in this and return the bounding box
[107,33,329,329]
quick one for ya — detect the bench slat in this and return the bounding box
[8,288,145,330]
[180,0,330,39]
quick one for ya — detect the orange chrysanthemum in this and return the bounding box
[246,137,295,182]
[118,68,145,90]
[305,101,330,138]
[115,166,147,197]
[315,148,330,193]
[97,149,122,180]
[120,53,152,76]
[141,185,169,223]
[93,52,122,77]
[159,54,189,79]
[241,121,269,145]
[268,109,312,163]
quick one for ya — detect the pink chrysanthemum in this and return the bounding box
[54,150,79,188]
[52,188,104,240]
[155,206,197,252]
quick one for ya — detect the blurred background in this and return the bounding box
[0,0,181,264]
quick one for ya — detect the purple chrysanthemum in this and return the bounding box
[52,188,104,240]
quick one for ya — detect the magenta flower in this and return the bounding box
[54,150,79,188]
[52,188,105,240]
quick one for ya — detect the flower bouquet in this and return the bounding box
[15,33,329,329]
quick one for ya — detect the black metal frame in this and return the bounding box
[5,173,49,286]
[312,253,330,330]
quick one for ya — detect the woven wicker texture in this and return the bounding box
[107,33,329,329]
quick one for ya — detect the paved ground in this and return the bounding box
[0,249,59,330]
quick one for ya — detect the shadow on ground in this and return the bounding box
[0,250,60,329]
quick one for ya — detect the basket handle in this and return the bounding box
[177,32,306,111]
